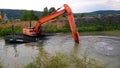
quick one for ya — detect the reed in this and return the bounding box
[25,46,106,68]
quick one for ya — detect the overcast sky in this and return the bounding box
[0,0,120,13]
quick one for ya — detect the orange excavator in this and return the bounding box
[6,4,80,44]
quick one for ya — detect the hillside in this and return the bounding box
[75,10,120,17]
[86,10,120,16]
[90,10,120,14]
[0,9,42,20]
[0,9,120,20]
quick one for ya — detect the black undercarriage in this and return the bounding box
[5,33,47,44]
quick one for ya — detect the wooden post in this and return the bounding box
[29,19,31,27]
[29,16,32,28]
[12,25,15,38]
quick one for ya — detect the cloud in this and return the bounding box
[106,0,120,10]
[67,0,108,13]
[72,0,120,13]
[0,0,120,13]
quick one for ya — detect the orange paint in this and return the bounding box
[23,4,80,43]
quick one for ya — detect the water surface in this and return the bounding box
[0,34,120,68]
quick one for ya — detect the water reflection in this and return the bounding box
[12,45,19,57]
[0,39,39,68]
[0,35,120,68]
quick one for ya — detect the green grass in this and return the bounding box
[0,21,120,36]
[0,26,22,36]
[77,26,112,32]
[0,62,2,68]
[79,30,120,36]
[0,65,2,68]
[25,46,107,68]
[77,24,120,32]
[43,26,70,33]
[1,25,119,37]
[42,24,70,33]
[43,22,120,33]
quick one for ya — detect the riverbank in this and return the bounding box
[25,47,106,68]
[0,21,120,36]
[0,34,120,68]
[80,30,120,36]
[0,63,2,68]
[0,21,36,36]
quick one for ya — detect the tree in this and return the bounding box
[80,13,85,17]
[29,10,38,20]
[41,7,64,19]
[41,7,56,17]
[42,7,49,17]
[49,7,55,14]
[20,10,38,21]
[20,10,29,21]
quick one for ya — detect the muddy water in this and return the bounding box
[0,40,39,68]
[0,34,120,68]
[43,34,120,68]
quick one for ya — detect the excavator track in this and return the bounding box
[5,33,46,43]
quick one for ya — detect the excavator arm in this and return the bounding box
[34,9,65,34]
[23,4,80,43]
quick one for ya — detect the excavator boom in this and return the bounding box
[23,4,80,43]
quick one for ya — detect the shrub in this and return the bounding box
[25,46,106,68]
[0,26,22,36]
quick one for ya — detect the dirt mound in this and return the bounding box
[42,19,68,28]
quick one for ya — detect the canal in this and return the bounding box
[0,34,120,68]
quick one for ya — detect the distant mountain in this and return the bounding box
[75,10,120,17]
[0,9,120,20]
[90,10,120,14]
[0,9,42,20]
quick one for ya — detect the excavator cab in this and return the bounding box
[23,27,36,36]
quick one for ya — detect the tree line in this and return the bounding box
[20,7,56,21]
[0,7,85,22]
